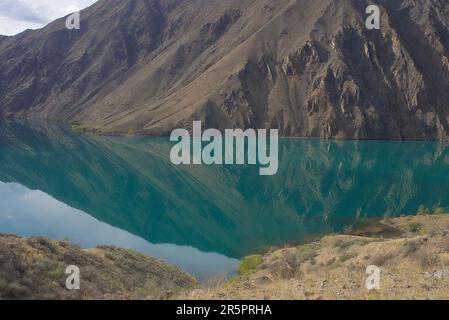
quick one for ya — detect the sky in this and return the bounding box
[0,181,239,279]
[0,0,97,36]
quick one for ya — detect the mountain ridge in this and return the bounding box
[1,0,449,139]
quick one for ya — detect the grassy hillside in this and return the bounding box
[0,234,199,300]
[182,213,449,300]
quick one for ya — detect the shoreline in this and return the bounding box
[3,212,449,299]
[3,118,449,142]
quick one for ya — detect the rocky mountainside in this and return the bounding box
[1,0,449,139]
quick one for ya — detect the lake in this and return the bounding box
[1,121,448,279]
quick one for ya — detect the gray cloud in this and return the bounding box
[0,0,97,36]
[0,0,47,24]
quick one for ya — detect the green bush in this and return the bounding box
[239,255,263,276]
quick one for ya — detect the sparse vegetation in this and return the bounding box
[5,213,449,300]
[333,238,353,250]
[238,255,263,276]
[402,239,421,257]
[296,244,318,263]
[370,251,396,266]
[417,205,431,216]
[0,235,198,300]
[434,208,446,215]
[181,214,449,300]
[339,251,357,262]
[407,222,424,233]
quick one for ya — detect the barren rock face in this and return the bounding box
[0,0,448,139]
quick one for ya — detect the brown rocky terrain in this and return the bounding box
[1,0,449,139]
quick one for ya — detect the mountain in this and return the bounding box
[1,0,449,139]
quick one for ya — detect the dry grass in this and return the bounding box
[5,213,449,300]
[179,214,449,300]
[0,235,199,300]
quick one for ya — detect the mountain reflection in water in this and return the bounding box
[1,121,449,276]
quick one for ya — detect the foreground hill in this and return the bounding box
[0,234,198,299]
[1,0,449,139]
[183,213,449,300]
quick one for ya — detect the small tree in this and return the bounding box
[434,208,446,215]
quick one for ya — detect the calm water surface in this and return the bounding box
[1,121,448,278]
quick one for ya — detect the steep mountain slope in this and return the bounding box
[1,0,449,139]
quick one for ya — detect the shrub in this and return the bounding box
[417,205,430,216]
[414,249,439,268]
[339,251,357,262]
[296,245,318,263]
[408,222,423,233]
[371,251,395,266]
[402,240,420,257]
[333,239,353,250]
[434,208,446,215]
[238,255,263,276]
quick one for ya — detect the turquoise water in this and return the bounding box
[1,121,449,278]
